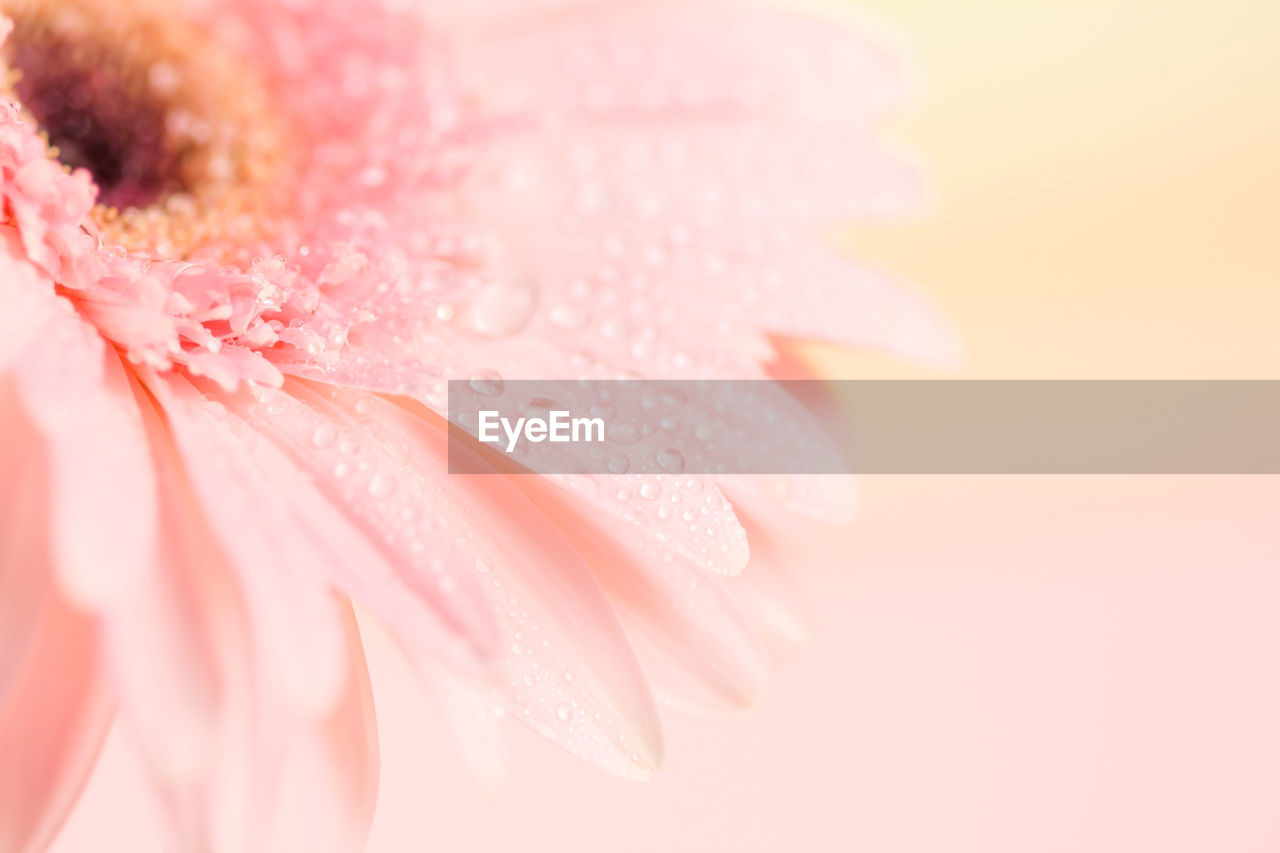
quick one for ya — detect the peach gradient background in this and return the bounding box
[51,1,1280,851]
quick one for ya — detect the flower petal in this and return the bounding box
[248,387,664,778]
[0,594,110,853]
[211,381,500,675]
[0,403,111,853]
[260,603,380,853]
[144,376,359,719]
[420,665,509,791]
[514,475,771,713]
[14,306,158,612]
[0,234,55,374]
[725,498,821,662]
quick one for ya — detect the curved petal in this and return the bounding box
[0,590,110,853]
[0,378,50,705]
[0,377,110,853]
[261,602,380,853]
[283,356,753,575]
[725,495,822,663]
[237,386,663,779]
[0,371,112,853]
[196,380,500,676]
[14,306,157,612]
[141,374,366,719]
[131,419,377,853]
[421,666,508,791]
[514,474,772,714]
[0,235,55,374]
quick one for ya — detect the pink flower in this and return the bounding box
[0,0,950,850]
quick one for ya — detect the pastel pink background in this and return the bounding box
[50,0,1280,850]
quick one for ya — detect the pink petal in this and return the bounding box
[0,362,114,853]
[419,664,509,791]
[214,381,501,674]
[13,307,158,611]
[0,598,110,853]
[144,376,359,719]
[260,603,379,853]
[725,496,822,662]
[287,356,753,575]
[274,388,664,778]
[516,475,772,713]
[463,2,907,125]
[0,378,51,705]
[420,0,638,35]
[0,233,55,373]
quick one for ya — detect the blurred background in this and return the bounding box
[54,1,1280,851]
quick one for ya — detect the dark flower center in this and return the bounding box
[1,0,294,258]
[9,28,179,208]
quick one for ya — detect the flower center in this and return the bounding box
[1,0,295,258]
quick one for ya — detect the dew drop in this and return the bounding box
[462,280,537,338]
[311,424,338,448]
[607,454,630,474]
[548,303,589,330]
[556,704,575,722]
[638,482,660,501]
[468,369,504,397]
[657,448,686,474]
[368,474,397,500]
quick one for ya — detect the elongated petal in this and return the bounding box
[0,234,54,373]
[144,376,365,719]
[251,387,663,778]
[14,305,157,611]
[210,381,500,674]
[0,358,112,853]
[515,475,771,713]
[420,666,509,791]
[725,497,821,662]
[134,424,377,853]
[0,596,110,853]
[0,379,50,705]
[261,603,379,853]
[285,356,753,574]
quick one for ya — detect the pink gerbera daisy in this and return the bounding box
[0,0,950,850]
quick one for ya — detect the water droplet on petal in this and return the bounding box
[657,448,686,474]
[468,369,504,397]
[461,280,536,338]
[368,474,397,499]
[311,424,338,448]
[548,303,589,330]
